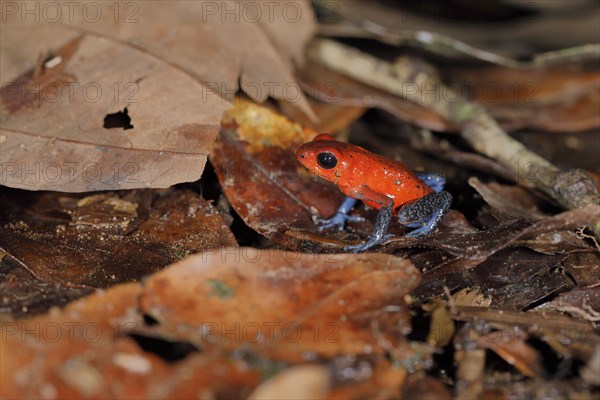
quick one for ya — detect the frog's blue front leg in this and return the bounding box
[398,191,452,238]
[415,172,445,193]
[317,196,364,231]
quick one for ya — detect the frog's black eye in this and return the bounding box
[317,152,337,169]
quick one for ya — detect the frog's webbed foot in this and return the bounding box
[398,191,452,238]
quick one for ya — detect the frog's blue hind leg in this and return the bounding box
[415,172,446,193]
[398,191,452,238]
[343,202,394,253]
[317,196,364,231]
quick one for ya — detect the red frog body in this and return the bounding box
[297,134,452,252]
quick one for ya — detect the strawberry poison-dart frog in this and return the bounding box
[296,134,452,252]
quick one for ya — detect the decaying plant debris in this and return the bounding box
[1,1,599,399]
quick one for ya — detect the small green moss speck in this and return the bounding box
[455,103,477,123]
[174,250,190,260]
[242,352,288,380]
[208,279,234,299]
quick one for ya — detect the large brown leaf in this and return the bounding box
[0,1,316,191]
[1,33,226,191]
[140,248,421,362]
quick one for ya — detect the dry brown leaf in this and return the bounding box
[1,34,226,191]
[139,248,421,361]
[328,358,409,400]
[278,95,367,134]
[325,0,600,59]
[1,1,316,191]
[448,66,600,132]
[541,285,600,322]
[476,331,545,378]
[581,346,600,386]
[452,306,600,362]
[0,284,261,399]
[468,177,550,221]
[467,248,570,310]
[401,375,452,400]
[452,288,492,308]
[385,205,600,259]
[491,88,600,133]
[2,1,315,111]
[415,247,571,309]
[560,252,600,287]
[454,327,486,400]
[423,299,455,348]
[296,61,450,132]
[249,0,318,66]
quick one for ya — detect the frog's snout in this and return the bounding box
[296,144,308,162]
